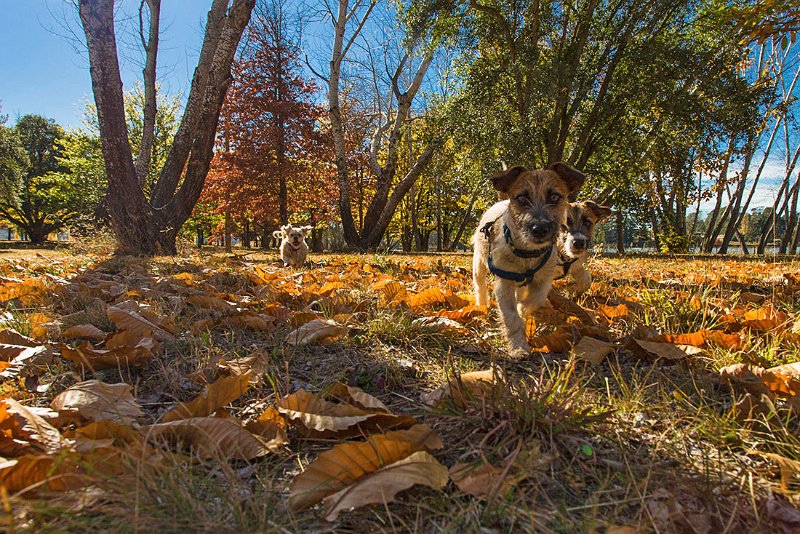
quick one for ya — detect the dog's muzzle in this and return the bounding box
[527,221,555,243]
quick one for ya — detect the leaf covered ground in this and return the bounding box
[2,247,800,533]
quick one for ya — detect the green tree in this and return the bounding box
[0,115,80,243]
[0,108,28,207]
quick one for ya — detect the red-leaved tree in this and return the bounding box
[201,0,334,246]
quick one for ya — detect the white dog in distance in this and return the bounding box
[273,224,313,267]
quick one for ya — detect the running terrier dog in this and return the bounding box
[273,224,313,267]
[555,201,612,295]
[472,163,586,357]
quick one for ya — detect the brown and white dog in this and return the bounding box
[555,201,612,295]
[472,163,585,357]
[273,224,313,267]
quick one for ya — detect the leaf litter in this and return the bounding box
[1,251,800,530]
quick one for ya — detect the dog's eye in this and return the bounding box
[581,217,590,226]
[515,193,531,206]
[566,217,573,226]
[547,191,562,205]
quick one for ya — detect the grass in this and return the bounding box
[2,245,800,532]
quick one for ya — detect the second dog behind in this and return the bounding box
[556,201,612,295]
[273,224,313,267]
[471,162,586,357]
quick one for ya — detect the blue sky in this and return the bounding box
[0,0,208,128]
[0,1,789,211]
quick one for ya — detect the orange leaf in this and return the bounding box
[162,373,251,422]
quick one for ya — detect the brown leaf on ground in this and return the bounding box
[107,305,174,341]
[60,340,155,371]
[289,424,443,512]
[719,363,771,396]
[433,305,488,324]
[411,316,467,333]
[61,324,107,342]
[143,417,272,461]
[322,451,448,521]
[422,368,505,408]
[0,343,52,379]
[218,312,276,332]
[632,339,700,361]
[742,306,788,332]
[529,331,573,353]
[0,328,37,347]
[244,407,287,451]
[325,383,389,412]
[404,287,468,310]
[648,329,743,351]
[276,389,415,438]
[764,363,800,397]
[186,294,238,313]
[371,279,406,305]
[597,303,630,320]
[754,452,800,490]
[285,319,348,346]
[162,373,251,422]
[573,336,614,365]
[729,393,775,423]
[217,351,270,384]
[50,380,143,425]
[2,398,69,454]
[66,420,143,447]
[548,290,596,325]
[0,454,84,492]
[450,459,518,498]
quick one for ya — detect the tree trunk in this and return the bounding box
[197,228,204,248]
[79,0,255,255]
[616,206,625,254]
[224,210,232,253]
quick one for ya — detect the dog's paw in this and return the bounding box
[508,344,531,359]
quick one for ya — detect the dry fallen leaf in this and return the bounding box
[632,340,699,361]
[289,424,443,512]
[162,373,251,422]
[61,324,107,342]
[573,336,614,365]
[276,389,415,438]
[107,305,174,341]
[422,368,505,409]
[244,406,288,451]
[50,380,143,425]
[285,319,349,346]
[322,451,448,521]
[60,339,155,371]
[144,417,272,461]
[2,398,70,454]
[450,459,517,498]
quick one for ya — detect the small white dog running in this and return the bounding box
[273,224,313,267]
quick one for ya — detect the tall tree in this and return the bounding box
[78,0,255,254]
[0,115,82,243]
[201,0,333,242]
[0,108,28,207]
[316,0,447,249]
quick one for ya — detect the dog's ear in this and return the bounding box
[280,224,291,232]
[547,162,586,195]
[490,166,527,193]
[300,226,313,236]
[585,201,613,221]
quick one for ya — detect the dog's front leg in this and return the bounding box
[494,278,529,357]
[571,266,591,296]
[517,280,551,318]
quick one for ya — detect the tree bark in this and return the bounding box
[80,0,255,255]
[135,0,160,187]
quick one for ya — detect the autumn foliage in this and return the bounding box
[200,4,335,242]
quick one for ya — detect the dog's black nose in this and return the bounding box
[530,223,550,239]
[573,238,587,249]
